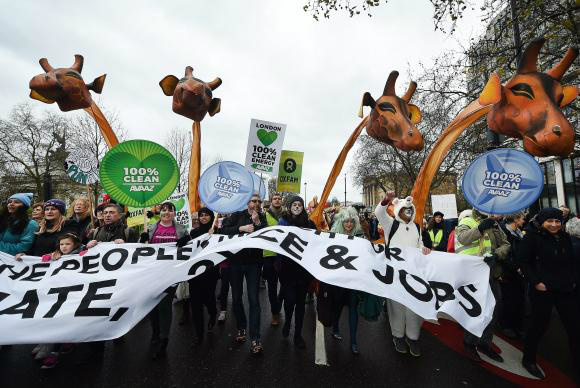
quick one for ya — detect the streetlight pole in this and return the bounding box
[344,173,347,207]
[304,182,307,201]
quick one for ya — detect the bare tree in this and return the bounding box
[164,128,192,193]
[0,103,69,200]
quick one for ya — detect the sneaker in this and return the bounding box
[34,344,51,360]
[40,353,59,369]
[522,361,545,379]
[392,337,408,354]
[351,343,360,355]
[235,329,247,343]
[332,332,343,341]
[31,344,42,356]
[271,313,281,326]
[463,343,481,362]
[250,340,263,355]
[294,336,306,349]
[478,344,504,362]
[406,338,421,357]
[217,311,227,324]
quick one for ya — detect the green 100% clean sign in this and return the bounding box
[99,140,179,208]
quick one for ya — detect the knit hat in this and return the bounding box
[288,195,305,207]
[433,211,444,218]
[8,193,33,208]
[44,199,66,215]
[536,207,563,224]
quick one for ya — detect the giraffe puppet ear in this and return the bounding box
[358,92,376,118]
[560,85,579,108]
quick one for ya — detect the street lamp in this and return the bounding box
[304,182,307,200]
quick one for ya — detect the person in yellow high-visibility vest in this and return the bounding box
[262,193,284,326]
[426,211,448,251]
[455,209,510,363]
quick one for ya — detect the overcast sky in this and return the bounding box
[0,0,485,203]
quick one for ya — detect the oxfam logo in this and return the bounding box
[284,158,297,173]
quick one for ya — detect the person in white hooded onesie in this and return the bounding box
[375,191,431,357]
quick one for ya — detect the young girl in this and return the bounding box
[33,234,86,369]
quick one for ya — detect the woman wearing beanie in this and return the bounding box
[0,193,38,255]
[178,207,219,346]
[328,206,367,355]
[23,199,75,257]
[139,201,189,359]
[517,207,580,379]
[426,211,448,252]
[277,196,316,349]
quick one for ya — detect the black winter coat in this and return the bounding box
[220,210,267,265]
[516,221,576,292]
[29,220,76,256]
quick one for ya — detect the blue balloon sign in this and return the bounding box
[462,148,544,214]
[198,161,254,213]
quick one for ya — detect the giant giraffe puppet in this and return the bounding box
[28,54,119,148]
[411,38,579,223]
[310,71,424,229]
[159,66,222,212]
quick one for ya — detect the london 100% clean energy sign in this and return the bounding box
[99,140,179,208]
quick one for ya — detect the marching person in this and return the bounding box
[329,206,366,354]
[68,197,92,242]
[220,193,267,355]
[140,202,188,359]
[375,191,431,357]
[455,209,510,363]
[263,193,284,326]
[278,196,315,349]
[498,212,526,339]
[0,193,38,256]
[179,207,219,346]
[30,202,44,224]
[517,208,580,379]
[82,203,138,362]
[426,211,448,252]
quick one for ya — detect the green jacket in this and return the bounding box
[455,215,510,280]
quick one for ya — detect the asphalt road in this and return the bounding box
[0,282,576,388]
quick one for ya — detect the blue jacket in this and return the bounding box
[0,219,39,255]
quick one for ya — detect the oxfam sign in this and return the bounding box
[462,148,544,214]
[99,140,179,208]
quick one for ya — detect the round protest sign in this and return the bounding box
[99,140,179,208]
[462,148,543,214]
[65,149,99,184]
[198,161,254,213]
[251,172,266,200]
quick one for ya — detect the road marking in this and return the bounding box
[315,311,329,366]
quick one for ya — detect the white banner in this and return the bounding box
[0,226,493,344]
[244,118,287,175]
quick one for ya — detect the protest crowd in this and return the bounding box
[1,190,579,382]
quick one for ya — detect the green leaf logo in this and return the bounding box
[257,129,278,146]
[99,140,179,208]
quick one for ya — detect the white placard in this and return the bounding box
[431,194,458,219]
[244,118,286,175]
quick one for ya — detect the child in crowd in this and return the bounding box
[32,233,86,369]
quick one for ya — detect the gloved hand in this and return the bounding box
[176,235,191,248]
[483,253,497,268]
[478,218,496,233]
[139,232,149,243]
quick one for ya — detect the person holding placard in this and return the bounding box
[220,194,267,355]
[263,193,284,326]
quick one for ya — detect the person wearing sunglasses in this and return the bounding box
[220,193,267,355]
